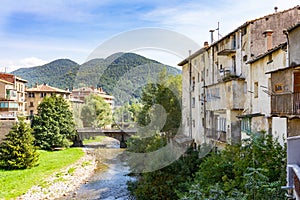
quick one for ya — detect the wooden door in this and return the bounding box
[294,72,300,92]
[294,72,300,114]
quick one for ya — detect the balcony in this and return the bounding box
[271,92,300,116]
[0,112,17,120]
[0,101,18,112]
[206,79,245,110]
[219,67,241,82]
[206,128,227,143]
[217,49,236,56]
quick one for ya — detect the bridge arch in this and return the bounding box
[74,128,136,148]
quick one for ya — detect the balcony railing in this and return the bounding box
[271,92,300,115]
[206,128,227,143]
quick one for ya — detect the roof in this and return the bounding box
[72,87,114,99]
[237,113,265,118]
[209,5,300,47]
[72,87,95,92]
[26,83,71,93]
[178,5,300,66]
[69,97,84,103]
[15,76,28,83]
[0,78,13,85]
[178,47,207,66]
[247,43,287,64]
[287,22,300,32]
[265,65,300,74]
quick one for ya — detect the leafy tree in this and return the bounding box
[180,132,286,200]
[81,94,112,128]
[32,95,76,150]
[0,117,39,169]
[113,99,142,128]
[137,69,182,137]
[127,71,189,200]
[127,146,201,200]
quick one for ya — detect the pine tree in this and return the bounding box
[32,95,76,150]
[0,118,39,169]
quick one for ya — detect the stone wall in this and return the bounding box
[0,120,15,141]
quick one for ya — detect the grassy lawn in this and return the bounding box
[0,148,84,199]
[83,136,106,145]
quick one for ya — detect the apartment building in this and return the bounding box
[265,23,300,200]
[26,83,71,117]
[0,73,27,119]
[71,87,114,108]
[179,6,300,147]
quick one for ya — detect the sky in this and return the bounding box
[0,0,299,72]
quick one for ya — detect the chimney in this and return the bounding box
[263,30,274,51]
[204,41,209,48]
[209,30,215,43]
[35,82,38,88]
[274,6,278,13]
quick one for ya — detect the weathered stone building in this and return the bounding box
[266,23,300,200]
[179,5,300,147]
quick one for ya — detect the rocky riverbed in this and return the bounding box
[17,146,98,200]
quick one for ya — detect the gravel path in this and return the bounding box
[17,148,97,200]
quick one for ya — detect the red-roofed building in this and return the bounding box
[26,83,71,117]
[71,87,114,108]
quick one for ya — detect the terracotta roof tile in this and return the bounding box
[26,84,71,93]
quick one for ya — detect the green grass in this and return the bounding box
[0,148,84,199]
[83,136,105,145]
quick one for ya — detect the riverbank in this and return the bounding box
[17,148,97,200]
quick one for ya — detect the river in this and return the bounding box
[59,137,136,200]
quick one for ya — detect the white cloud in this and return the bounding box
[0,57,48,72]
[141,0,300,48]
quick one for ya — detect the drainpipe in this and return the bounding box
[283,30,292,113]
[203,50,207,144]
[189,50,193,139]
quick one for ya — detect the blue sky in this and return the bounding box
[0,0,299,71]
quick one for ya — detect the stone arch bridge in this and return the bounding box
[74,128,137,148]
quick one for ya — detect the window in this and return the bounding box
[192,97,195,108]
[254,82,258,98]
[0,102,8,108]
[29,102,34,107]
[40,93,46,98]
[192,120,195,128]
[217,117,226,132]
[241,118,251,134]
[30,110,34,116]
[274,83,284,93]
[242,27,247,36]
[267,54,273,64]
[9,102,18,108]
[28,93,35,98]
[192,77,195,92]
[198,72,200,83]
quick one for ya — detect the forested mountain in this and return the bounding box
[12,53,181,104]
[12,59,80,89]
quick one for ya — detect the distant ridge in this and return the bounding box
[12,53,181,104]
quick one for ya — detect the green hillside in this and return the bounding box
[12,59,80,89]
[12,53,181,105]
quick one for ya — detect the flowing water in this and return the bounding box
[60,138,136,200]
